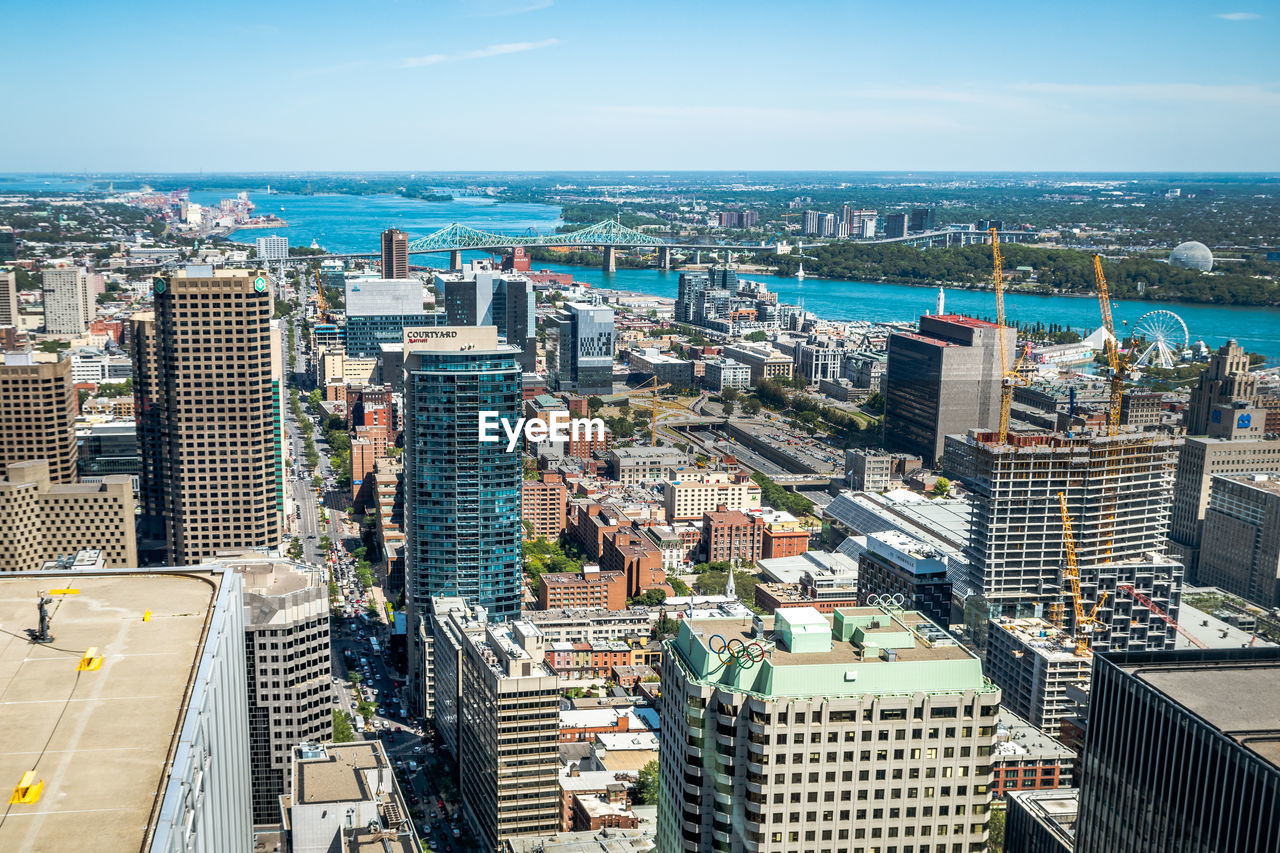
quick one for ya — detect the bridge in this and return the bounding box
[243,217,1036,273]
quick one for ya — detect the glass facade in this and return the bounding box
[404,346,522,622]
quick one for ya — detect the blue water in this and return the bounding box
[197,190,1280,363]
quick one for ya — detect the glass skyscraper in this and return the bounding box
[402,326,523,707]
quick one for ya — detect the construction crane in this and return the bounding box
[1116,584,1208,649]
[1058,492,1109,656]
[989,228,1027,443]
[1092,255,1124,436]
[314,268,326,317]
[610,377,673,446]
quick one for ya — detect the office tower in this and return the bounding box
[802,210,822,235]
[1074,648,1280,853]
[0,352,78,483]
[656,605,1001,853]
[42,266,92,335]
[380,228,409,279]
[1166,435,1280,576]
[547,301,615,395]
[883,314,1014,466]
[286,742,422,852]
[1004,789,1076,853]
[77,420,139,482]
[1198,473,1280,608]
[133,269,282,566]
[0,226,16,261]
[943,430,1182,652]
[233,557,333,824]
[722,343,794,384]
[0,268,17,325]
[403,327,522,709]
[885,212,909,238]
[439,269,536,372]
[344,276,435,357]
[661,470,761,521]
[708,263,738,293]
[0,459,136,571]
[909,207,935,233]
[254,235,288,261]
[430,598,560,850]
[1185,340,1258,434]
[676,271,709,324]
[0,565,252,852]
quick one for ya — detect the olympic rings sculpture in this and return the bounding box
[708,634,766,669]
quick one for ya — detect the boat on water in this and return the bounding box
[796,262,805,282]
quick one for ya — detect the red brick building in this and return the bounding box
[570,502,624,560]
[761,524,809,559]
[701,508,763,564]
[600,529,670,598]
[538,566,626,611]
[523,473,569,541]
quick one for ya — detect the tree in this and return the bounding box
[865,392,885,414]
[745,330,769,342]
[669,577,691,596]
[286,540,304,561]
[721,387,739,403]
[635,760,660,805]
[932,477,951,497]
[347,671,362,684]
[587,395,604,414]
[742,397,763,416]
[332,710,356,743]
[722,399,735,416]
[629,588,668,607]
[319,536,333,552]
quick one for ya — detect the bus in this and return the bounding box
[370,638,381,656]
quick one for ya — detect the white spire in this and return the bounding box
[936,286,945,316]
[725,567,737,600]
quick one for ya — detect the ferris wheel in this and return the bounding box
[1130,310,1189,369]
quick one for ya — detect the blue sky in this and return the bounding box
[4,0,1277,171]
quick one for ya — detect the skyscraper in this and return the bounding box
[1074,648,1280,853]
[547,301,615,395]
[403,326,522,709]
[0,352,78,483]
[0,268,17,326]
[42,266,92,335]
[381,228,409,279]
[884,212,909,239]
[909,207,936,233]
[883,314,1013,466]
[657,605,1001,853]
[344,276,436,357]
[438,269,536,372]
[133,268,282,565]
[1185,339,1258,435]
[675,271,709,324]
[255,235,288,262]
[1198,472,1280,608]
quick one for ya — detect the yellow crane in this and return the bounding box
[1092,254,1125,436]
[1057,491,1109,656]
[610,377,675,446]
[314,268,326,317]
[990,228,1027,443]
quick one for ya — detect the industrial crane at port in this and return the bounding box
[1058,492,1109,656]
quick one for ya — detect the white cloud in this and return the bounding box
[1216,11,1261,20]
[401,38,559,68]
[1009,81,1280,107]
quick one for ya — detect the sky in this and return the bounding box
[3,0,1277,172]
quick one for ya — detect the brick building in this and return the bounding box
[537,565,627,611]
[700,508,762,563]
[523,473,569,541]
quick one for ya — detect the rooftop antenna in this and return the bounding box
[33,591,55,643]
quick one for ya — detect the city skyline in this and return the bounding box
[3,1,1276,172]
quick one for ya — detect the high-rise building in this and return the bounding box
[0,352,78,483]
[1185,340,1258,435]
[883,314,1014,466]
[41,266,92,335]
[1004,789,1076,853]
[438,269,536,372]
[986,616,1091,733]
[0,459,136,571]
[909,207,936,233]
[343,276,436,357]
[656,605,1001,853]
[675,272,709,324]
[857,530,952,627]
[0,226,16,261]
[0,565,253,853]
[547,301,615,395]
[234,557,333,824]
[254,235,288,262]
[430,598,560,851]
[0,267,17,326]
[1198,472,1280,608]
[380,228,409,279]
[884,212,909,239]
[1166,435,1280,576]
[943,430,1182,652]
[403,327,522,709]
[1074,647,1280,853]
[133,268,282,566]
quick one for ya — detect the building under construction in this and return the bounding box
[943,428,1182,652]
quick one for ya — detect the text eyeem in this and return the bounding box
[478,411,607,452]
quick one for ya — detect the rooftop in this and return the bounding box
[990,617,1087,663]
[295,742,386,804]
[0,570,222,852]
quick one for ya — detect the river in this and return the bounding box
[197,190,1280,364]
